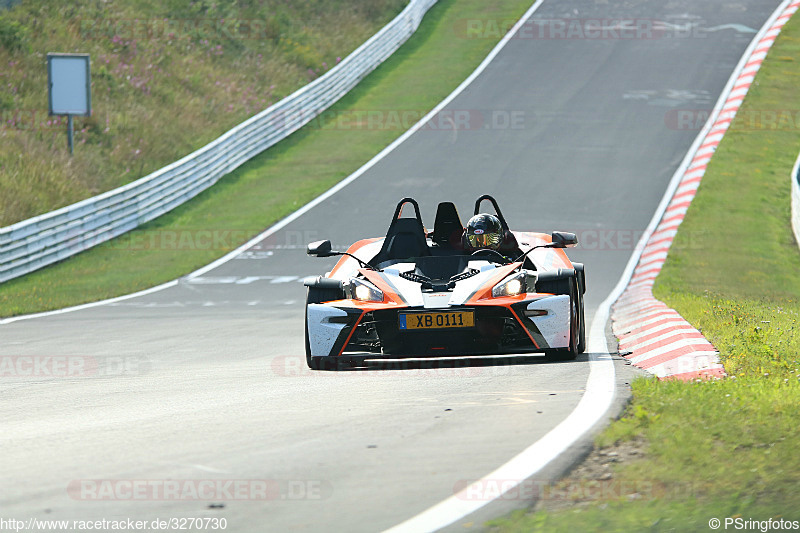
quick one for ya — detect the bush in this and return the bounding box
[0,15,29,52]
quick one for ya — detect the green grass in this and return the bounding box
[492,379,800,532]
[490,12,800,533]
[0,0,535,317]
[0,0,407,226]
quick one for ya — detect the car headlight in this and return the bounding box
[492,272,527,298]
[348,278,384,302]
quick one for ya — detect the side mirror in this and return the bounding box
[307,240,333,257]
[551,231,578,248]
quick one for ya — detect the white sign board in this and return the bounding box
[47,53,91,116]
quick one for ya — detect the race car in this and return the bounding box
[303,195,586,370]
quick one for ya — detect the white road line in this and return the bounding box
[235,276,263,285]
[186,276,241,284]
[270,276,299,284]
[185,275,302,284]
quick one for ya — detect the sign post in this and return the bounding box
[47,53,91,155]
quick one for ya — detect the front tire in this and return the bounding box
[576,289,586,354]
[545,277,581,361]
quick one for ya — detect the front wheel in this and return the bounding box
[576,290,586,354]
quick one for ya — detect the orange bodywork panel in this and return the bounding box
[329,238,382,278]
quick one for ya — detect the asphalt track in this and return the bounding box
[0,0,782,531]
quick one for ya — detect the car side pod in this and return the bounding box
[523,295,571,349]
[306,304,362,357]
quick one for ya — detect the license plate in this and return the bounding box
[399,311,474,330]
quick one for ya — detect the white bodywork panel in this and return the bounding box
[380,263,424,307]
[526,295,571,348]
[421,293,452,308]
[307,304,348,357]
[446,262,498,305]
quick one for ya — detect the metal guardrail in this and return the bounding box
[792,150,800,249]
[0,0,437,283]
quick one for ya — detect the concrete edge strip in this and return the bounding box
[611,0,799,381]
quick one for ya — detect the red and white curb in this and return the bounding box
[612,0,800,381]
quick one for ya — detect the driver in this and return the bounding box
[464,213,504,252]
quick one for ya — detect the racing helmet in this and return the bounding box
[464,213,503,251]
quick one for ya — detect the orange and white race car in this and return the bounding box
[303,195,586,370]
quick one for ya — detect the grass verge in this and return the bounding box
[489,10,800,533]
[0,0,535,317]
